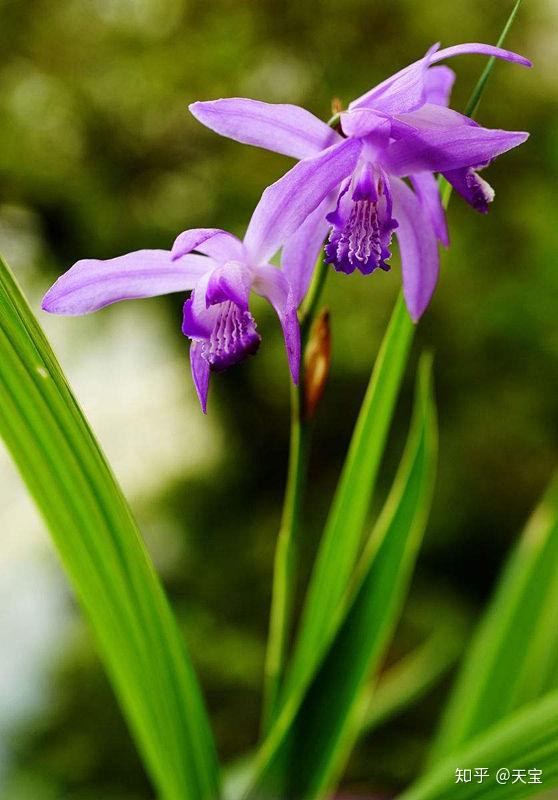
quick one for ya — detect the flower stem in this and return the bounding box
[262,257,329,732]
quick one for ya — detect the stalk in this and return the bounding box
[261,258,329,731]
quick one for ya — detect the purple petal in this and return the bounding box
[392,103,477,132]
[189,99,341,160]
[206,260,253,310]
[244,138,362,264]
[190,340,211,414]
[171,228,245,262]
[182,272,214,338]
[380,122,528,176]
[391,177,439,321]
[252,264,300,384]
[340,109,391,144]
[410,172,449,246]
[443,166,495,213]
[350,42,530,116]
[424,65,455,106]
[281,195,332,306]
[42,250,211,315]
[431,43,532,68]
[349,43,440,115]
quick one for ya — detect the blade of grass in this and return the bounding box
[430,474,558,764]
[400,691,558,800]
[241,354,437,798]
[0,255,220,800]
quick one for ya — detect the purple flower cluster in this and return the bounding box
[43,43,530,411]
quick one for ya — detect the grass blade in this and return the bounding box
[400,691,558,800]
[242,354,437,798]
[0,255,220,800]
[430,474,558,764]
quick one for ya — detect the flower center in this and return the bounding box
[327,199,385,274]
[202,301,261,372]
[325,166,398,275]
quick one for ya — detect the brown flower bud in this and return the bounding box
[303,308,331,421]
[331,97,343,115]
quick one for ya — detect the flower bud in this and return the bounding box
[303,308,331,421]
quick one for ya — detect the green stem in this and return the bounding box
[262,258,329,731]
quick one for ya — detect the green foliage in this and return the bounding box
[283,293,414,714]
[242,353,437,798]
[431,475,558,762]
[0,255,220,800]
[401,691,558,800]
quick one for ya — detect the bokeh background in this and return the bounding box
[1,0,557,797]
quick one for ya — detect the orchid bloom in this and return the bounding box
[42,139,360,411]
[190,43,531,321]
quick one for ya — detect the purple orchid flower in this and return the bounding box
[42,137,360,412]
[189,42,531,321]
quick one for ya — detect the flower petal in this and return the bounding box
[171,227,245,262]
[42,250,211,315]
[391,177,439,321]
[350,42,530,115]
[393,103,477,132]
[349,43,441,114]
[380,122,528,176]
[206,260,253,310]
[431,43,532,68]
[244,137,362,264]
[410,172,449,246]
[252,264,300,384]
[281,195,332,306]
[189,99,341,160]
[340,109,391,143]
[442,166,495,213]
[182,272,215,338]
[424,65,455,106]
[190,340,211,414]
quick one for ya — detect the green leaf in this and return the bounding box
[242,353,437,798]
[285,292,414,706]
[430,474,558,764]
[0,255,220,800]
[362,606,467,734]
[400,691,558,800]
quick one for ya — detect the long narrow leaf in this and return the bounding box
[0,255,220,800]
[400,691,558,800]
[285,293,413,705]
[243,354,437,798]
[430,474,558,764]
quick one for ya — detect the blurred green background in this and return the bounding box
[0,0,557,797]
